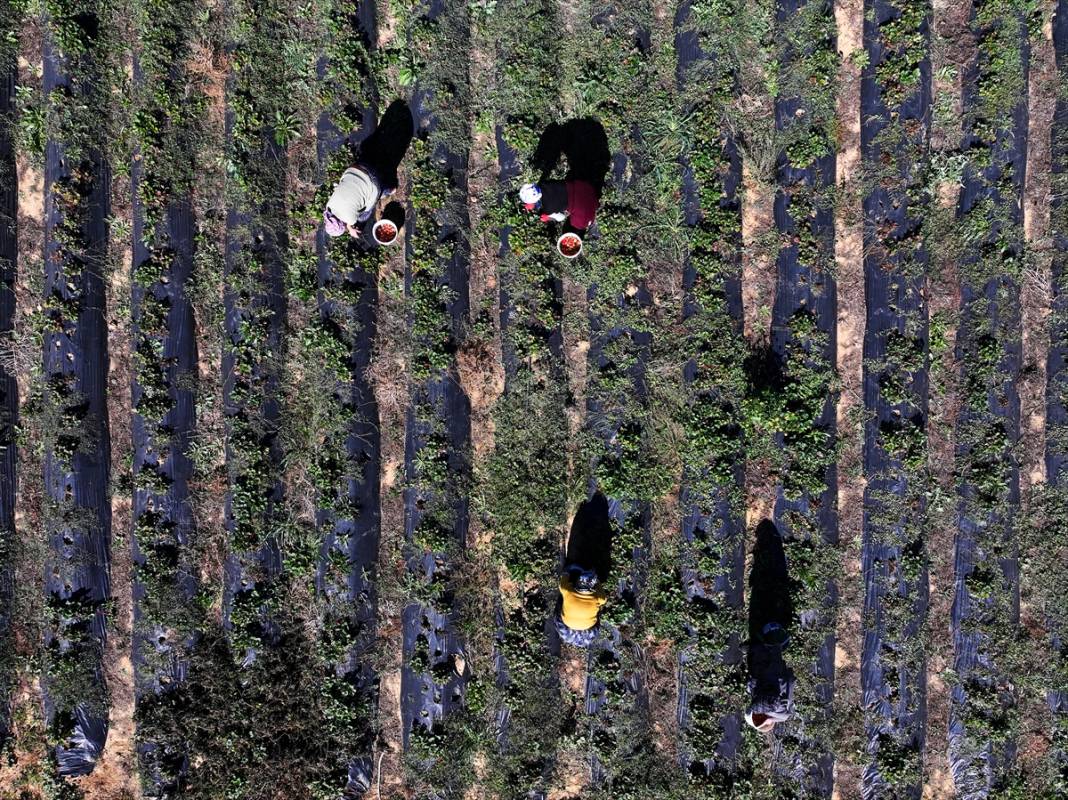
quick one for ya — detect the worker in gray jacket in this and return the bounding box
[324,165,384,238]
[323,99,414,238]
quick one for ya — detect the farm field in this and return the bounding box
[0,0,1066,798]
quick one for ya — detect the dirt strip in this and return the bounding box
[370,237,409,800]
[1021,9,1056,500]
[831,1,866,797]
[923,1,971,794]
[1018,3,1058,779]
[741,163,776,347]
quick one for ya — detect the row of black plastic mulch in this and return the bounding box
[311,0,382,792]
[672,0,750,782]
[770,0,838,794]
[41,14,113,777]
[128,27,202,793]
[220,3,290,659]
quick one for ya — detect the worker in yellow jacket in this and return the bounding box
[555,564,607,647]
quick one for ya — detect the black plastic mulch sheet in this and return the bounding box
[0,36,17,752]
[767,0,838,795]
[400,370,472,746]
[399,65,473,746]
[41,34,112,777]
[858,2,932,797]
[312,9,381,789]
[673,0,750,775]
[1046,0,1068,779]
[948,8,1028,796]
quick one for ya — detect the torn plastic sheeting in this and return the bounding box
[678,485,746,606]
[400,602,470,748]
[495,124,521,183]
[673,2,702,86]
[55,704,107,777]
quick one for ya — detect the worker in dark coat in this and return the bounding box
[745,621,795,732]
[745,519,795,732]
[519,180,600,231]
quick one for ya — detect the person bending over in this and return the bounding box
[519,180,599,232]
[324,164,390,238]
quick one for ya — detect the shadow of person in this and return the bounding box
[531,118,611,195]
[746,519,795,731]
[565,491,613,583]
[749,519,793,641]
[354,99,414,193]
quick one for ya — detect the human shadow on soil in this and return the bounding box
[746,520,796,721]
[565,491,613,583]
[532,117,612,194]
[354,99,414,193]
[748,519,793,641]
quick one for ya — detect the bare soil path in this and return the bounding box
[923,3,972,795]
[1021,10,1056,499]
[831,1,866,797]
[741,163,776,347]
[1018,4,1058,777]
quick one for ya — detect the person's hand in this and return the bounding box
[523,203,536,211]
[347,223,361,238]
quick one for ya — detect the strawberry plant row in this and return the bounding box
[947,1,1029,793]
[40,0,118,779]
[222,0,294,663]
[766,0,839,793]
[480,0,570,794]
[294,0,384,791]
[568,4,665,795]
[391,2,478,794]
[127,0,209,792]
[664,2,753,792]
[859,0,932,794]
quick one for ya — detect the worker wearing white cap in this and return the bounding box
[746,621,794,733]
[519,180,599,229]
